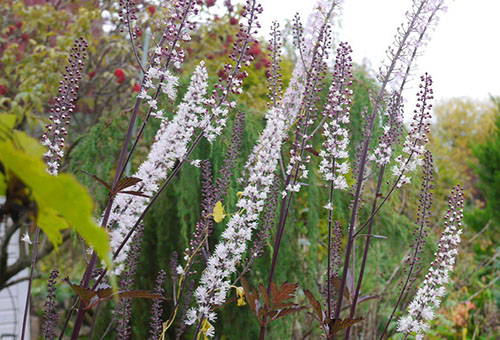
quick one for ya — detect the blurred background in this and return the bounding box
[0,0,498,339]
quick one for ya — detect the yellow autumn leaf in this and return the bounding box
[198,319,214,340]
[212,201,226,223]
[235,286,246,306]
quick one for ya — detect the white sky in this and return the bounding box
[255,0,500,118]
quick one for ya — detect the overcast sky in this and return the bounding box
[256,0,500,118]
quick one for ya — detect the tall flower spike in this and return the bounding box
[281,0,342,127]
[41,38,87,175]
[282,19,332,195]
[369,92,404,166]
[186,107,288,333]
[108,63,209,274]
[203,0,263,143]
[116,227,143,340]
[138,0,201,117]
[318,42,353,191]
[241,176,281,275]
[380,0,447,90]
[41,269,59,340]
[185,160,216,261]
[380,151,434,338]
[397,185,464,340]
[266,21,283,108]
[392,73,433,187]
[148,270,167,340]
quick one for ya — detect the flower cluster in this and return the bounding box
[318,42,353,190]
[108,63,209,273]
[135,0,201,118]
[282,0,342,127]
[392,73,433,187]
[369,92,404,166]
[397,185,464,339]
[185,107,288,330]
[282,14,333,197]
[149,270,167,340]
[202,0,263,143]
[380,0,447,89]
[41,38,87,175]
[41,269,59,340]
[116,227,143,340]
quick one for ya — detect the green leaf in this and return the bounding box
[13,130,46,158]
[37,200,68,247]
[0,114,17,130]
[0,139,111,268]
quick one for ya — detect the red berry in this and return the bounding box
[229,17,238,25]
[148,5,156,15]
[114,69,125,78]
[133,83,141,92]
[15,21,22,29]
[0,85,6,96]
[22,33,29,40]
[8,26,15,34]
[88,71,96,78]
[117,76,125,84]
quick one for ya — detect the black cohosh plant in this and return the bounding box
[13,0,468,339]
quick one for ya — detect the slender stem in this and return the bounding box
[125,0,145,74]
[326,159,337,318]
[66,4,196,337]
[333,95,382,320]
[344,165,385,340]
[20,226,40,340]
[378,167,432,340]
[70,199,114,339]
[333,0,428,319]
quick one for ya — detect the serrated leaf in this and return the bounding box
[304,289,323,321]
[258,284,270,308]
[273,282,298,304]
[329,317,363,336]
[37,200,68,247]
[116,176,142,192]
[0,140,111,267]
[241,277,257,314]
[270,281,279,303]
[64,278,96,307]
